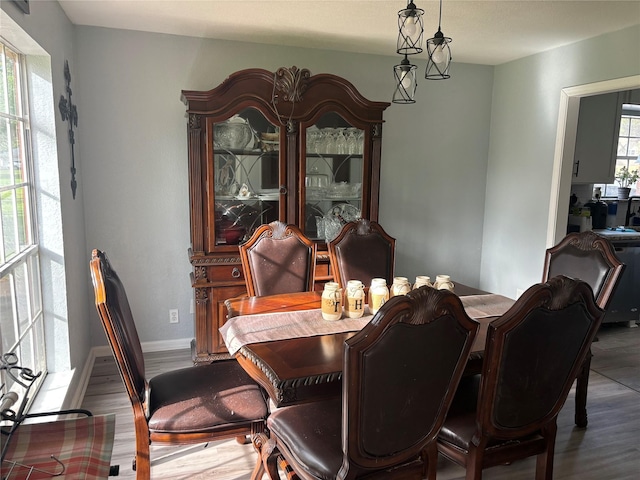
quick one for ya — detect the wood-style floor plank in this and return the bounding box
[82,323,640,479]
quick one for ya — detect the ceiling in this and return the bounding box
[57,1,640,66]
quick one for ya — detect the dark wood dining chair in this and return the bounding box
[90,249,269,480]
[239,221,317,297]
[542,230,624,427]
[258,286,479,480]
[437,276,604,480]
[327,218,396,289]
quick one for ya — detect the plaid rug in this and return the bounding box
[1,413,115,479]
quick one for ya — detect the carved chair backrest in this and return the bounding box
[90,249,147,407]
[341,287,479,474]
[239,221,316,297]
[477,276,603,440]
[542,231,624,309]
[328,219,396,289]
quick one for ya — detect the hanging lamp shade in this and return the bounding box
[393,56,418,104]
[397,1,424,55]
[425,28,452,79]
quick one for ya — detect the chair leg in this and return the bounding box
[465,444,485,480]
[132,420,151,480]
[134,449,151,480]
[252,431,280,480]
[575,348,593,428]
[277,455,297,480]
[536,424,557,480]
[251,455,266,480]
[422,444,438,480]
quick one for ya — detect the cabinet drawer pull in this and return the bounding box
[231,267,241,278]
[279,185,288,195]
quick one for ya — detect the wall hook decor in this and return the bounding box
[58,60,78,198]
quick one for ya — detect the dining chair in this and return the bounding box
[542,230,624,427]
[239,221,317,297]
[258,286,480,480]
[437,275,604,480]
[327,218,396,289]
[90,249,269,480]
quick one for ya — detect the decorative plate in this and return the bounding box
[327,203,361,223]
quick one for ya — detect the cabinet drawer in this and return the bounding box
[207,264,245,282]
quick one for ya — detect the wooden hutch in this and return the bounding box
[181,67,389,362]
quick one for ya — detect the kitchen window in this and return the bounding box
[595,104,640,197]
[0,41,46,407]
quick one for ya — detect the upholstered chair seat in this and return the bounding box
[146,360,267,434]
[268,397,343,479]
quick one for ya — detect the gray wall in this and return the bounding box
[74,27,494,346]
[482,26,640,298]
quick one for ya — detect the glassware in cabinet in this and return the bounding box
[304,112,364,241]
[211,107,281,246]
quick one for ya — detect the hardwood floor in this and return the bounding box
[82,323,640,479]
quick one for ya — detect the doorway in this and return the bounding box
[547,75,640,246]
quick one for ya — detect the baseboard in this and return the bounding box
[69,348,98,409]
[92,337,192,358]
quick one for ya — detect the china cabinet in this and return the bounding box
[181,67,389,362]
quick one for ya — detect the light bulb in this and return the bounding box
[400,70,413,89]
[431,44,447,64]
[403,15,417,37]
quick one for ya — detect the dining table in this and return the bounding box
[222,284,516,408]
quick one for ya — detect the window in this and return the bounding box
[0,41,46,407]
[596,104,640,197]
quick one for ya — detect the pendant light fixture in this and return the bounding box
[393,55,418,104]
[425,0,452,79]
[396,1,424,55]
[394,1,423,104]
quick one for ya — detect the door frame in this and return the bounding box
[547,75,640,247]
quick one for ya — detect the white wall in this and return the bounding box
[481,26,640,298]
[75,27,494,346]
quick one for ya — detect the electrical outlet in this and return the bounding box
[190,299,195,314]
[169,309,179,324]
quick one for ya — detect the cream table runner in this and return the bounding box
[220,293,515,355]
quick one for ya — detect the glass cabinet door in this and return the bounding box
[212,107,281,246]
[304,112,364,242]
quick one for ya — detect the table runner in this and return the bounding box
[1,413,115,479]
[461,294,515,318]
[221,309,374,355]
[221,293,515,355]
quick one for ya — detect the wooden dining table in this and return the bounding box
[223,284,515,407]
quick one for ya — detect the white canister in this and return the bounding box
[321,282,343,321]
[368,278,389,315]
[345,280,365,319]
[413,275,432,289]
[391,276,411,296]
[434,274,455,291]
